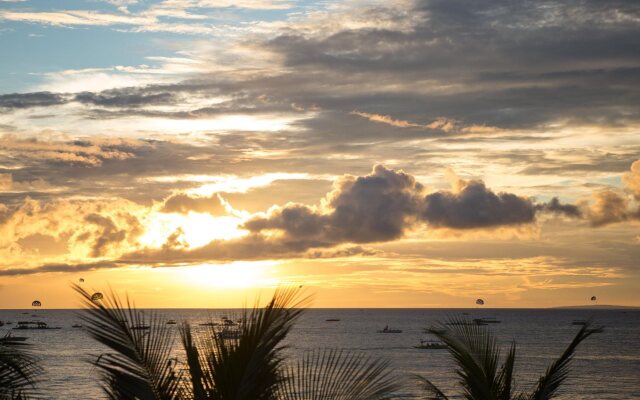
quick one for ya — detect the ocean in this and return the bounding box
[1,308,638,399]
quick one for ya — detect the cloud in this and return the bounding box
[622,159,640,199]
[245,164,425,243]
[535,197,582,218]
[161,192,227,215]
[0,92,67,109]
[583,190,632,227]
[579,160,640,226]
[0,135,141,166]
[74,89,176,108]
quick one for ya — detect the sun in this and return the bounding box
[181,261,281,289]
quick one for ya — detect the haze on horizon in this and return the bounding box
[0,0,639,309]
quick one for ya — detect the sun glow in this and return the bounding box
[139,212,247,249]
[181,261,281,288]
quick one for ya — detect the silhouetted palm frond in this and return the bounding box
[418,317,602,400]
[0,333,41,400]
[414,375,449,400]
[429,317,503,399]
[73,284,182,400]
[529,321,603,400]
[183,286,310,400]
[278,349,398,400]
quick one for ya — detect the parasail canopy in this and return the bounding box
[31,300,41,307]
[591,296,597,301]
[475,298,485,306]
[91,292,104,301]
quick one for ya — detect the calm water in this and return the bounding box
[1,309,639,399]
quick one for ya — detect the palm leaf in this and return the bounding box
[497,342,516,400]
[195,287,310,400]
[429,317,502,400]
[0,334,41,400]
[414,375,450,400]
[73,284,182,400]
[528,321,602,400]
[179,322,213,399]
[278,349,398,400]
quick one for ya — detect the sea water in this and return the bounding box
[1,308,638,399]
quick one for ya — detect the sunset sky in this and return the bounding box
[0,0,639,308]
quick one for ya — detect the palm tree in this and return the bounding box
[0,333,41,400]
[417,317,602,400]
[73,285,397,400]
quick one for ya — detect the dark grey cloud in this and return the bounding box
[244,165,425,243]
[74,88,176,108]
[421,180,536,229]
[0,92,67,109]
[535,197,582,218]
[0,260,120,276]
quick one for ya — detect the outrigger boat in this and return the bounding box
[423,326,446,334]
[476,317,501,324]
[377,325,402,333]
[413,339,447,350]
[13,321,61,330]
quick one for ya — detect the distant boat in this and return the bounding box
[218,328,241,339]
[13,321,61,330]
[0,335,27,342]
[413,339,447,350]
[447,320,488,326]
[222,318,237,326]
[325,318,341,322]
[166,319,177,325]
[377,325,402,333]
[130,325,150,330]
[476,317,501,324]
[199,322,218,327]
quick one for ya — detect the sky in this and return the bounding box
[0,0,639,309]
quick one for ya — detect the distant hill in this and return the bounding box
[552,304,640,309]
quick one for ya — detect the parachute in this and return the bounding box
[79,278,85,283]
[91,292,104,302]
[591,296,597,302]
[475,298,485,306]
[31,300,41,307]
